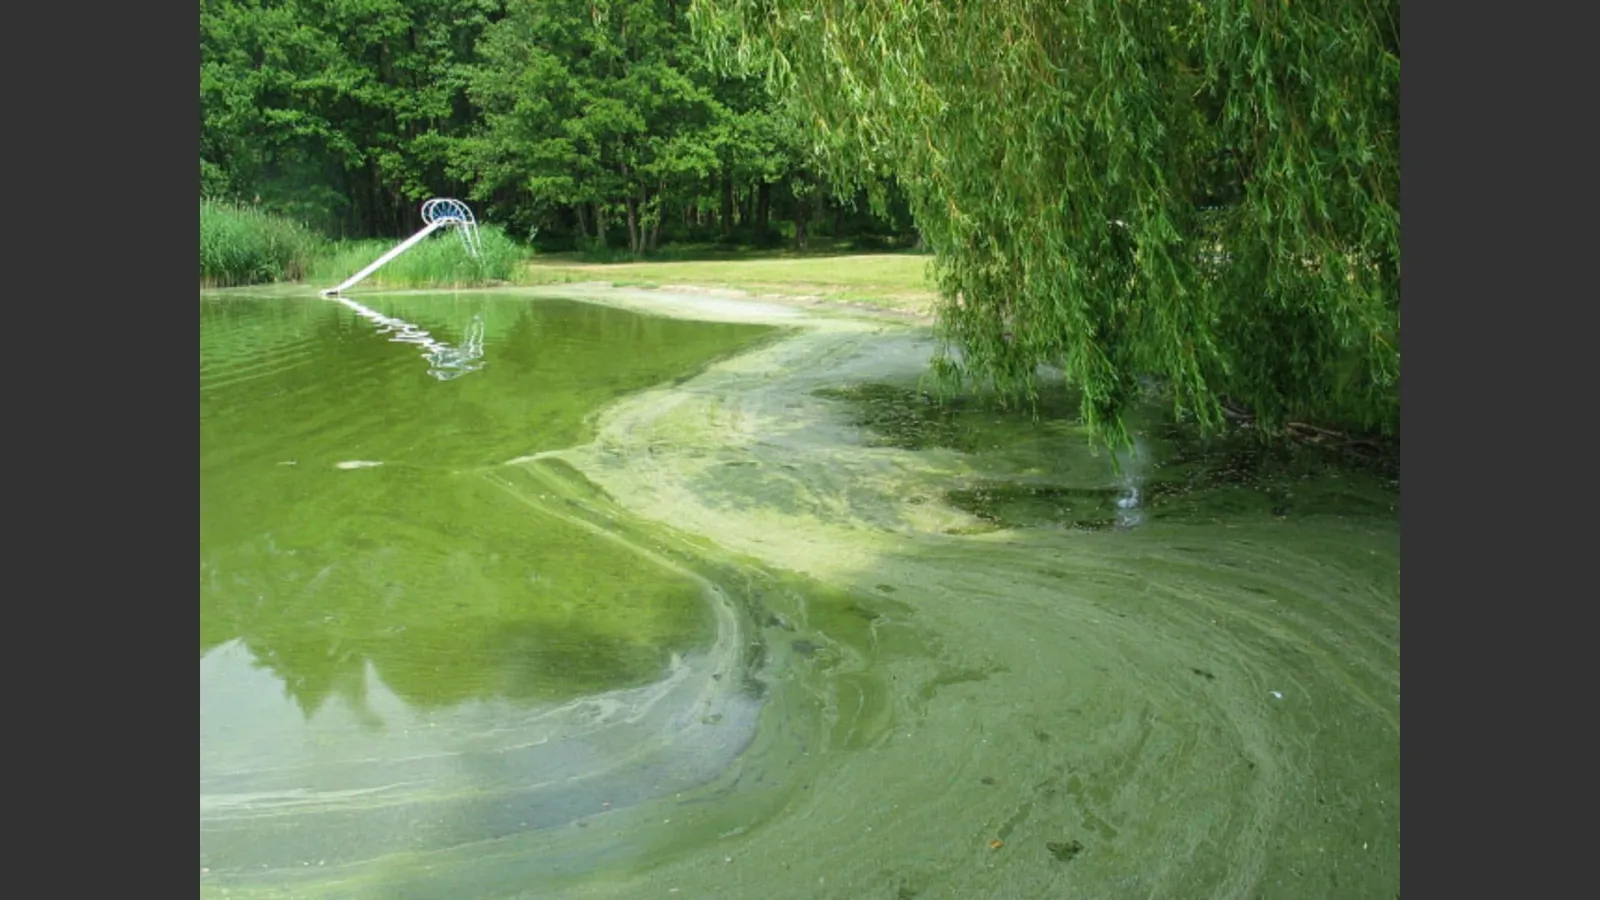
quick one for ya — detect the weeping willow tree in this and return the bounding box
[690,0,1399,446]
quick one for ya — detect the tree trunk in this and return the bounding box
[340,168,357,239]
[575,202,589,241]
[649,185,664,252]
[721,170,735,234]
[595,203,608,248]
[366,161,383,238]
[833,201,845,237]
[625,196,641,255]
[794,199,809,250]
[756,182,771,233]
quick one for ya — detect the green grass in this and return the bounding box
[200,199,325,287]
[198,204,929,315]
[308,224,527,290]
[547,233,912,261]
[518,251,939,316]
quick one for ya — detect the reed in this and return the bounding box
[200,199,325,287]
[307,224,525,290]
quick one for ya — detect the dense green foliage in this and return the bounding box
[458,0,765,251]
[308,223,526,288]
[693,0,1400,442]
[201,0,1400,442]
[200,0,912,249]
[200,199,326,286]
[201,0,501,236]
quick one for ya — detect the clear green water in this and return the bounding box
[200,289,1399,899]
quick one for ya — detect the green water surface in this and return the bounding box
[200,289,777,876]
[200,289,1399,899]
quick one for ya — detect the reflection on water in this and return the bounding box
[201,622,761,871]
[426,313,485,379]
[1112,439,1147,530]
[200,290,778,885]
[329,294,487,380]
[201,291,1398,899]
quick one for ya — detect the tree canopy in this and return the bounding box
[200,0,915,248]
[201,0,502,235]
[459,0,767,251]
[691,0,1400,443]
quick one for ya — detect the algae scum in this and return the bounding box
[200,289,1399,899]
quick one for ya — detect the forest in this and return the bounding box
[200,0,918,253]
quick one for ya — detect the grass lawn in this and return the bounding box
[516,249,940,317]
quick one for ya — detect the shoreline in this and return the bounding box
[201,277,937,326]
[200,280,1395,459]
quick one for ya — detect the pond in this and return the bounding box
[200,287,1399,898]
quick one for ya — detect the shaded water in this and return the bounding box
[200,288,1399,898]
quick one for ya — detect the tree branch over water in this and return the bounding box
[691,0,1400,447]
